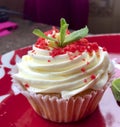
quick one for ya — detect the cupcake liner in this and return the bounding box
[18,87,106,123]
[11,73,113,123]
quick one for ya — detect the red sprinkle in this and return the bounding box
[24,84,30,88]
[90,74,96,80]
[84,79,87,83]
[35,38,49,50]
[91,42,99,51]
[80,38,89,45]
[48,60,51,62]
[86,61,90,65]
[67,53,77,60]
[81,67,86,72]
[82,58,86,61]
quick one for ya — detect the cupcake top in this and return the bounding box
[13,18,113,99]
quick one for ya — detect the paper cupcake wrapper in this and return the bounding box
[19,88,105,123]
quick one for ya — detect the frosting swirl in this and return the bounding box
[13,43,113,99]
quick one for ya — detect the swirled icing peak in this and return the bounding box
[13,18,113,99]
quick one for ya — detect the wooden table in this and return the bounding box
[0,17,52,55]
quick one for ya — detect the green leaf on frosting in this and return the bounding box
[63,26,88,47]
[59,18,69,46]
[33,18,89,47]
[33,29,57,42]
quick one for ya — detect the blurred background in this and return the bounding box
[0,0,120,54]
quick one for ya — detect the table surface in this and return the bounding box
[0,17,52,55]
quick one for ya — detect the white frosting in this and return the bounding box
[13,45,113,99]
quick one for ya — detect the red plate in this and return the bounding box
[0,34,120,127]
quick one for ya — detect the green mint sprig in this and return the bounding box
[63,26,88,47]
[33,18,89,47]
[33,29,58,42]
[59,18,69,46]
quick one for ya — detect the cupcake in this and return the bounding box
[12,18,114,122]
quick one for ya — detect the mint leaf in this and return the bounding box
[63,26,88,47]
[32,19,89,48]
[33,29,57,42]
[60,18,67,26]
[59,18,69,46]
